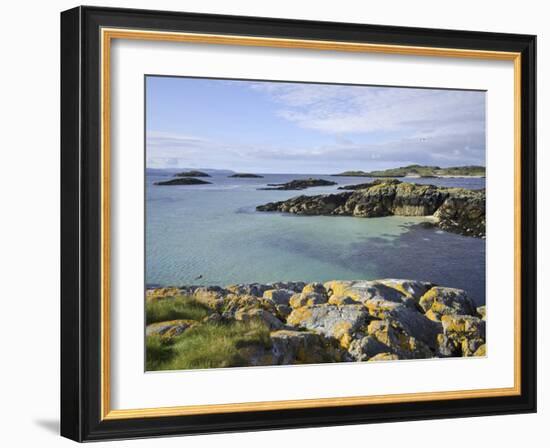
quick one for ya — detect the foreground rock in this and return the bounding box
[147,279,486,367]
[258,178,337,191]
[154,178,212,186]
[257,179,485,237]
[229,173,264,178]
[174,170,210,177]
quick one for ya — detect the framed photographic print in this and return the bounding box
[60,6,537,442]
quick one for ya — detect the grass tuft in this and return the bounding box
[146,295,211,325]
[145,320,272,371]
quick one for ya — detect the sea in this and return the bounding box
[146,170,486,306]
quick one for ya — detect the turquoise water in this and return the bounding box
[146,171,486,305]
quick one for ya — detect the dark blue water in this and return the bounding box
[146,170,486,305]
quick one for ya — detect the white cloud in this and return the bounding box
[252,82,485,138]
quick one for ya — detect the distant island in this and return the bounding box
[174,170,211,177]
[155,178,212,186]
[258,178,337,191]
[333,165,486,178]
[229,173,264,178]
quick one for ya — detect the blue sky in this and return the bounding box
[146,76,486,173]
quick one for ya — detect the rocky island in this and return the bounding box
[155,178,212,186]
[174,170,211,177]
[146,279,486,370]
[257,179,485,237]
[258,178,337,191]
[333,165,486,178]
[229,173,264,178]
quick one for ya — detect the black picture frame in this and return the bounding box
[61,5,536,442]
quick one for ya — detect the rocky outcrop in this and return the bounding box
[174,170,211,177]
[154,178,211,186]
[229,173,264,178]
[337,179,401,190]
[256,180,485,237]
[146,278,486,367]
[146,319,196,337]
[258,178,337,191]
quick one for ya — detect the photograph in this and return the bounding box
[57,5,537,442]
[144,76,487,371]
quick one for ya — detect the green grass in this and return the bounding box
[145,320,272,371]
[146,295,211,325]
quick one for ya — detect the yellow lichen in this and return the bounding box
[331,321,353,348]
[146,287,181,302]
[286,307,313,326]
[473,344,486,357]
[418,287,438,311]
[368,352,399,362]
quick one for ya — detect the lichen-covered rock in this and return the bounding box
[378,279,434,302]
[364,299,442,349]
[147,280,486,367]
[473,344,486,356]
[435,333,461,357]
[461,337,485,357]
[391,182,449,216]
[441,314,485,338]
[221,294,277,318]
[287,304,369,348]
[256,181,485,237]
[477,305,487,320]
[193,286,228,311]
[368,352,399,362]
[289,291,328,308]
[434,189,485,237]
[419,287,477,321]
[348,335,390,361]
[226,283,270,297]
[268,281,306,292]
[256,193,351,215]
[441,314,486,356]
[324,280,412,307]
[302,282,328,297]
[263,288,295,305]
[270,330,346,364]
[341,181,398,217]
[328,295,357,305]
[146,287,181,302]
[234,308,284,330]
[146,319,195,338]
[275,304,292,320]
[366,320,433,359]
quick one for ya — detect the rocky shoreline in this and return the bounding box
[146,279,486,368]
[257,179,485,237]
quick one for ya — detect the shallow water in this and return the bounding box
[146,171,486,305]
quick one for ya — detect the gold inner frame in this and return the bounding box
[100,28,522,420]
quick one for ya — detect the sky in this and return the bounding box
[146,76,486,174]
